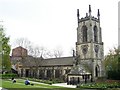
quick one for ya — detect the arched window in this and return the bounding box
[95,65,100,77]
[82,25,87,42]
[94,26,98,42]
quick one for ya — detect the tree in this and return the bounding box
[104,47,120,79]
[30,46,47,58]
[0,26,11,72]
[45,50,53,58]
[53,47,63,58]
[14,38,33,55]
[0,27,2,72]
[14,38,49,58]
[14,38,64,58]
[14,38,31,49]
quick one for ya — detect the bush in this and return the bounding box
[21,77,64,85]
[107,70,120,80]
[77,82,120,89]
[51,78,64,83]
[0,73,18,79]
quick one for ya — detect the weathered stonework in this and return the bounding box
[76,5,104,80]
[67,5,104,84]
[10,5,104,84]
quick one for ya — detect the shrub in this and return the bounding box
[21,77,64,85]
[107,70,120,80]
[77,82,120,89]
[51,78,64,83]
[1,73,18,79]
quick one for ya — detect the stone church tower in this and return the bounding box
[76,5,104,80]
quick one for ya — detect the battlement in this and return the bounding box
[79,15,99,23]
[77,5,100,23]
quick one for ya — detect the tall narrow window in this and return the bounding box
[95,65,100,77]
[82,25,87,42]
[94,26,98,42]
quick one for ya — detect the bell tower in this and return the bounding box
[76,5,104,79]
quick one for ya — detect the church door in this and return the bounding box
[95,65,100,77]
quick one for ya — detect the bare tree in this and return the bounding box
[14,38,34,55]
[14,38,64,58]
[31,46,64,59]
[14,38,32,49]
[53,47,63,58]
[45,50,53,58]
[29,46,40,57]
[36,46,48,58]
[38,47,54,59]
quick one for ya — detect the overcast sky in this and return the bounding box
[0,0,119,56]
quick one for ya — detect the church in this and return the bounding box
[11,5,105,84]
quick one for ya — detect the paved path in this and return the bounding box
[29,80,76,88]
[52,83,76,88]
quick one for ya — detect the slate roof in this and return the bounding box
[21,57,40,67]
[11,56,74,67]
[40,57,74,66]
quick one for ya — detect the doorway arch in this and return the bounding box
[95,65,100,77]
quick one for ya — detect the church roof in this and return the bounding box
[11,56,74,67]
[11,56,39,67]
[40,57,74,66]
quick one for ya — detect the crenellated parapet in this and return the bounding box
[77,5,100,25]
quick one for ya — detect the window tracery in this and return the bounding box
[82,25,87,42]
[94,26,98,42]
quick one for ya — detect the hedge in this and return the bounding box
[77,82,120,89]
[0,73,18,79]
[21,77,64,85]
[107,70,120,80]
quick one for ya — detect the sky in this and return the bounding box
[0,0,119,57]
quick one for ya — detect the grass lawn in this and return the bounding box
[1,79,63,88]
[0,79,79,90]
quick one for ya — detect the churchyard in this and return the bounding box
[1,75,120,90]
[1,3,120,90]
[0,78,76,89]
